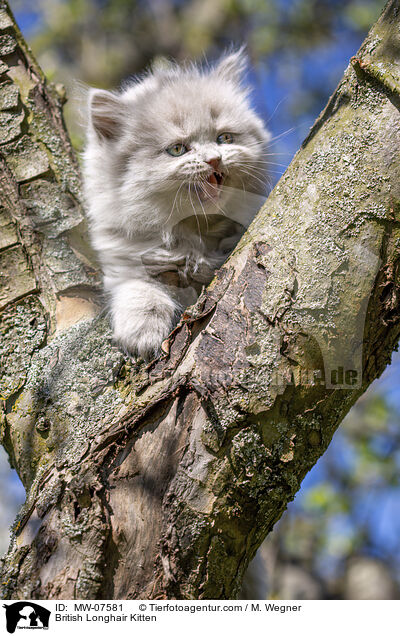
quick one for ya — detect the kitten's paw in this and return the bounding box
[110,279,181,360]
[130,317,173,360]
[115,313,174,360]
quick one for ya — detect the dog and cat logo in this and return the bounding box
[3,602,50,633]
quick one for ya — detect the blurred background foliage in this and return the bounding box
[2,0,399,600]
[11,0,384,150]
[245,375,400,599]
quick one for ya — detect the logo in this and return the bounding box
[3,602,50,633]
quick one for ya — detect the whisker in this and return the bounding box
[235,161,283,176]
[201,190,228,218]
[188,181,202,238]
[194,180,210,231]
[266,128,296,145]
[197,177,228,218]
[263,95,290,126]
[166,180,186,225]
[236,159,288,168]
[234,167,270,189]
[233,162,269,175]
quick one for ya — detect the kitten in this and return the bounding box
[83,49,270,359]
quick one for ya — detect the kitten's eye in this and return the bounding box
[217,132,234,144]
[166,143,188,157]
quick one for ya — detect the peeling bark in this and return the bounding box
[1,0,400,600]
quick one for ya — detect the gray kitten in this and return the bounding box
[83,49,270,358]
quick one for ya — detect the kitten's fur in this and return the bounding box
[83,50,270,358]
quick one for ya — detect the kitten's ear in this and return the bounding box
[88,89,125,141]
[214,47,248,83]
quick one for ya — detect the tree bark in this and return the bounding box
[1,0,400,600]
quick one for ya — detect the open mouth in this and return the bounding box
[195,170,225,201]
[189,171,226,203]
[208,170,224,188]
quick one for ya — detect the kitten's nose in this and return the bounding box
[206,157,221,170]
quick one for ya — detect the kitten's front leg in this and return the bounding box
[108,278,181,359]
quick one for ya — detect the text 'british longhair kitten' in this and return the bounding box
[83,49,270,359]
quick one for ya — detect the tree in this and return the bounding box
[0,0,399,599]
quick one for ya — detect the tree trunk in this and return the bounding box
[1,0,400,600]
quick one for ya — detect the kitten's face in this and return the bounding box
[88,51,270,226]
